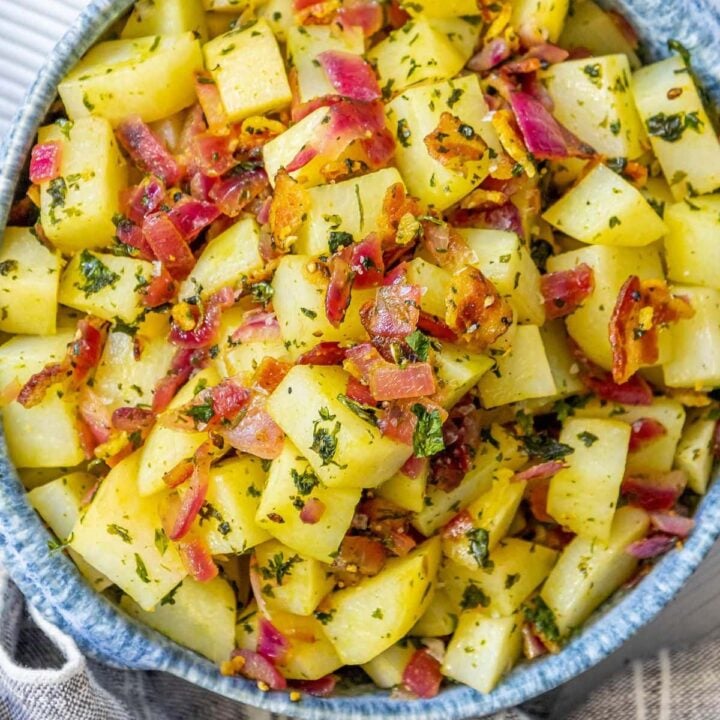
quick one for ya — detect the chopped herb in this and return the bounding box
[314,608,336,625]
[609,215,621,228]
[396,118,412,147]
[447,87,464,107]
[154,528,168,555]
[112,317,139,336]
[646,111,703,142]
[530,239,553,271]
[47,177,67,209]
[582,63,602,87]
[300,307,317,319]
[405,329,430,361]
[311,410,342,466]
[107,524,132,544]
[337,393,378,425]
[521,433,575,461]
[577,431,599,447]
[259,552,302,586]
[160,582,182,606]
[460,583,490,610]
[75,250,120,296]
[328,230,354,254]
[0,260,18,276]
[466,527,493,569]
[411,404,445,457]
[290,466,320,496]
[371,608,384,619]
[247,483,262,498]
[134,553,150,583]
[250,281,274,305]
[523,596,560,643]
[505,573,520,589]
[186,400,215,426]
[609,119,621,136]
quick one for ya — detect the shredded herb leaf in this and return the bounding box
[411,404,445,457]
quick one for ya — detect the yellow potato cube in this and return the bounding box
[254,539,334,616]
[205,20,291,122]
[543,163,668,246]
[675,409,716,495]
[633,55,720,199]
[664,195,720,289]
[257,0,294,42]
[376,460,428,513]
[405,258,452,319]
[58,251,155,324]
[547,417,631,542]
[295,168,405,257]
[539,320,586,397]
[267,365,412,488]
[121,0,208,40]
[361,642,416,688]
[322,538,441,665]
[121,576,235,663]
[431,343,493,410]
[59,33,203,125]
[546,243,663,369]
[540,54,647,158]
[70,452,187,610]
[399,0,479,17]
[478,325,557,409]
[410,589,458,637]
[37,118,127,251]
[541,506,649,636]
[511,0,569,43]
[0,227,60,335]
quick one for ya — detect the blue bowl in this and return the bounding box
[0,2,719,718]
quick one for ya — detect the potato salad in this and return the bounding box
[5,0,719,700]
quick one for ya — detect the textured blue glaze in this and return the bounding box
[0,1,718,718]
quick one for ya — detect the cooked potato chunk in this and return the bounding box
[511,0,568,43]
[410,589,458,637]
[675,409,716,495]
[431,343,493,410]
[121,0,208,40]
[377,461,429,513]
[361,642,416,688]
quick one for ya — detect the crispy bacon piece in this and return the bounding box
[143,213,195,280]
[430,397,480,491]
[621,470,687,512]
[235,116,287,153]
[317,50,381,102]
[337,0,383,34]
[540,263,595,319]
[268,169,311,248]
[194,71,229,132]
[177,535,218,582]
[167,196,220,242]
[222,394,285,459]
[360,284,421,337]
[299,497,326,524]
[442,509,473,540]
[79,388,112,445]
[609,276,694,384]
[417,311,458,341]
[258,617,290,664]
[29,141,62,184]
[116,116,181,185]
[403,649,442,699]
[297,341,347,366]
[424,112,488,174]
[230,310,280,344]
[345,375,377,405]
[166,378,250,431]
[625,534,677,559]
[141,266,177,308]
[334,535,387,579]
[169,287,236,349]
[583,372,654,405]
[252,357,292,394]
[121,176,165,226]
[209,169,269,218]
[650,512,694,538]
[326,247,355,327]
[516,460,566,482]
[450,201,524,238]
[468,37,512,72]
[378,397,448,446]
[421,221,475,270]
[111,406,155,433]
[445,266,513,352]
[17,363,67,408]
[189,132,237,177]
[525,475,554,523]
[152,347,206,413]
[350,233,384,288]
[629,417,667,452]
[376,183,424,247]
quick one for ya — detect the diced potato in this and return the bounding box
[511,0,569,43]
[541,506,649,636]
[547,417,631,542]
[361,642,415,688]
[28,472,110,591]
[120,576,235,663]
[254,539,334,616]
[121,0,208,40]
[442,470,526,570]
[294,168,405,257]
[675,409,716,495]
[257,0,294,42]
[539,55,647,158]
[433,18,481,59]
[322,538,441,665]
[189,456,270,554]
[539,320,586,397]
[663,285,720,389]
[267,365,412,488]
[218,333,290,381]
[287,25,364,106]
[572,397,685,474]
[461,228,545,325]
[377,461,428,513]
[92,331,175,411]
[405,258,452,319]
[204,0,251,10]
[368,18,467,95]
[206,12,241,38]
[413,425,526,536]
[271,255,373,359]
[0,333,85,468]
[58,251,155,324]
[179,216,263,299]
[59,33,203,125]
[399,0,479,17]
[443,539,558,616]
[205,20,291,122]
[546,243,663,369]
[640,175,674,219]
[0,227,60,335]
[478,325,557,408]
[431,344,493,410]
[385,75,500,210]
[137,366,221,496]
[632,55,720,199]
[70,451,187,610]
[543,163,668,247]
[559,0,641,68]
[442,610,523,694]
[664,196,720,289]
[18,466,80,491]
[37,118,127,251]
[410,589,458,637]
[255,440,360,562]
[549,156,591,192]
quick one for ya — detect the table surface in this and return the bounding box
[1,2,719,717]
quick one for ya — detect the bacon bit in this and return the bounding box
[76,414,99,460]
[169,287,236,349]
[503,43,569,75]
[344,342,384,379]
[430,399,479,491]
[230,309,281,344]
[299,497,326,524]
[116,116,181,185]
[442,509,474,540]
[297,341,347,366]
[424,112,488,175]
[445,266,513,352]
[468,37,512,72]
[540,263,595,319]
[625,534,677,560]
[417,312,457,341]
[650,512,694,538]
[522,624,548,660]
[337,0,383,34]
[326,246,355,327]
[421,221,475,271]
[111,406,155,433]
[222,394,285,459]
[294,0,339,24]
[525,476,554,523]
[516,460,566,482]
[258,617,290,664]
[141,266,177,308]
[401,455,428,479]
[152,348,206,414]
[209,169,269,218]
[584,372,653,405]
[350,233,384,289]
[291,675,337,697]
[621,470,687,512]
[376,183,424,247]
[450,200,524,238]
[121,176,165,226]
[177,535,219,582]
[194,71,229,132]
[402,649,442,699]
[78,388,112,445]
[190,132,237,178]
[491,109,536,178]
[143,213,195,280]
[345,375,377,405]
[268,169,310,249]
[610,276,694,384]
[167,197,220,242]
[178,104,208,160]
[189,171,217,202]
[334,535,387,578]
[360,284,421,338]
[252,357,292,394]
[318,50,381,102]
[369,362,436,401]
[629,417,667,452]
[236,116,287,153]
[29,141,62,184]
[16,364,67,408]
[229,649,287,690]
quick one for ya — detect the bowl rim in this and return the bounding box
[1,2,719,719]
